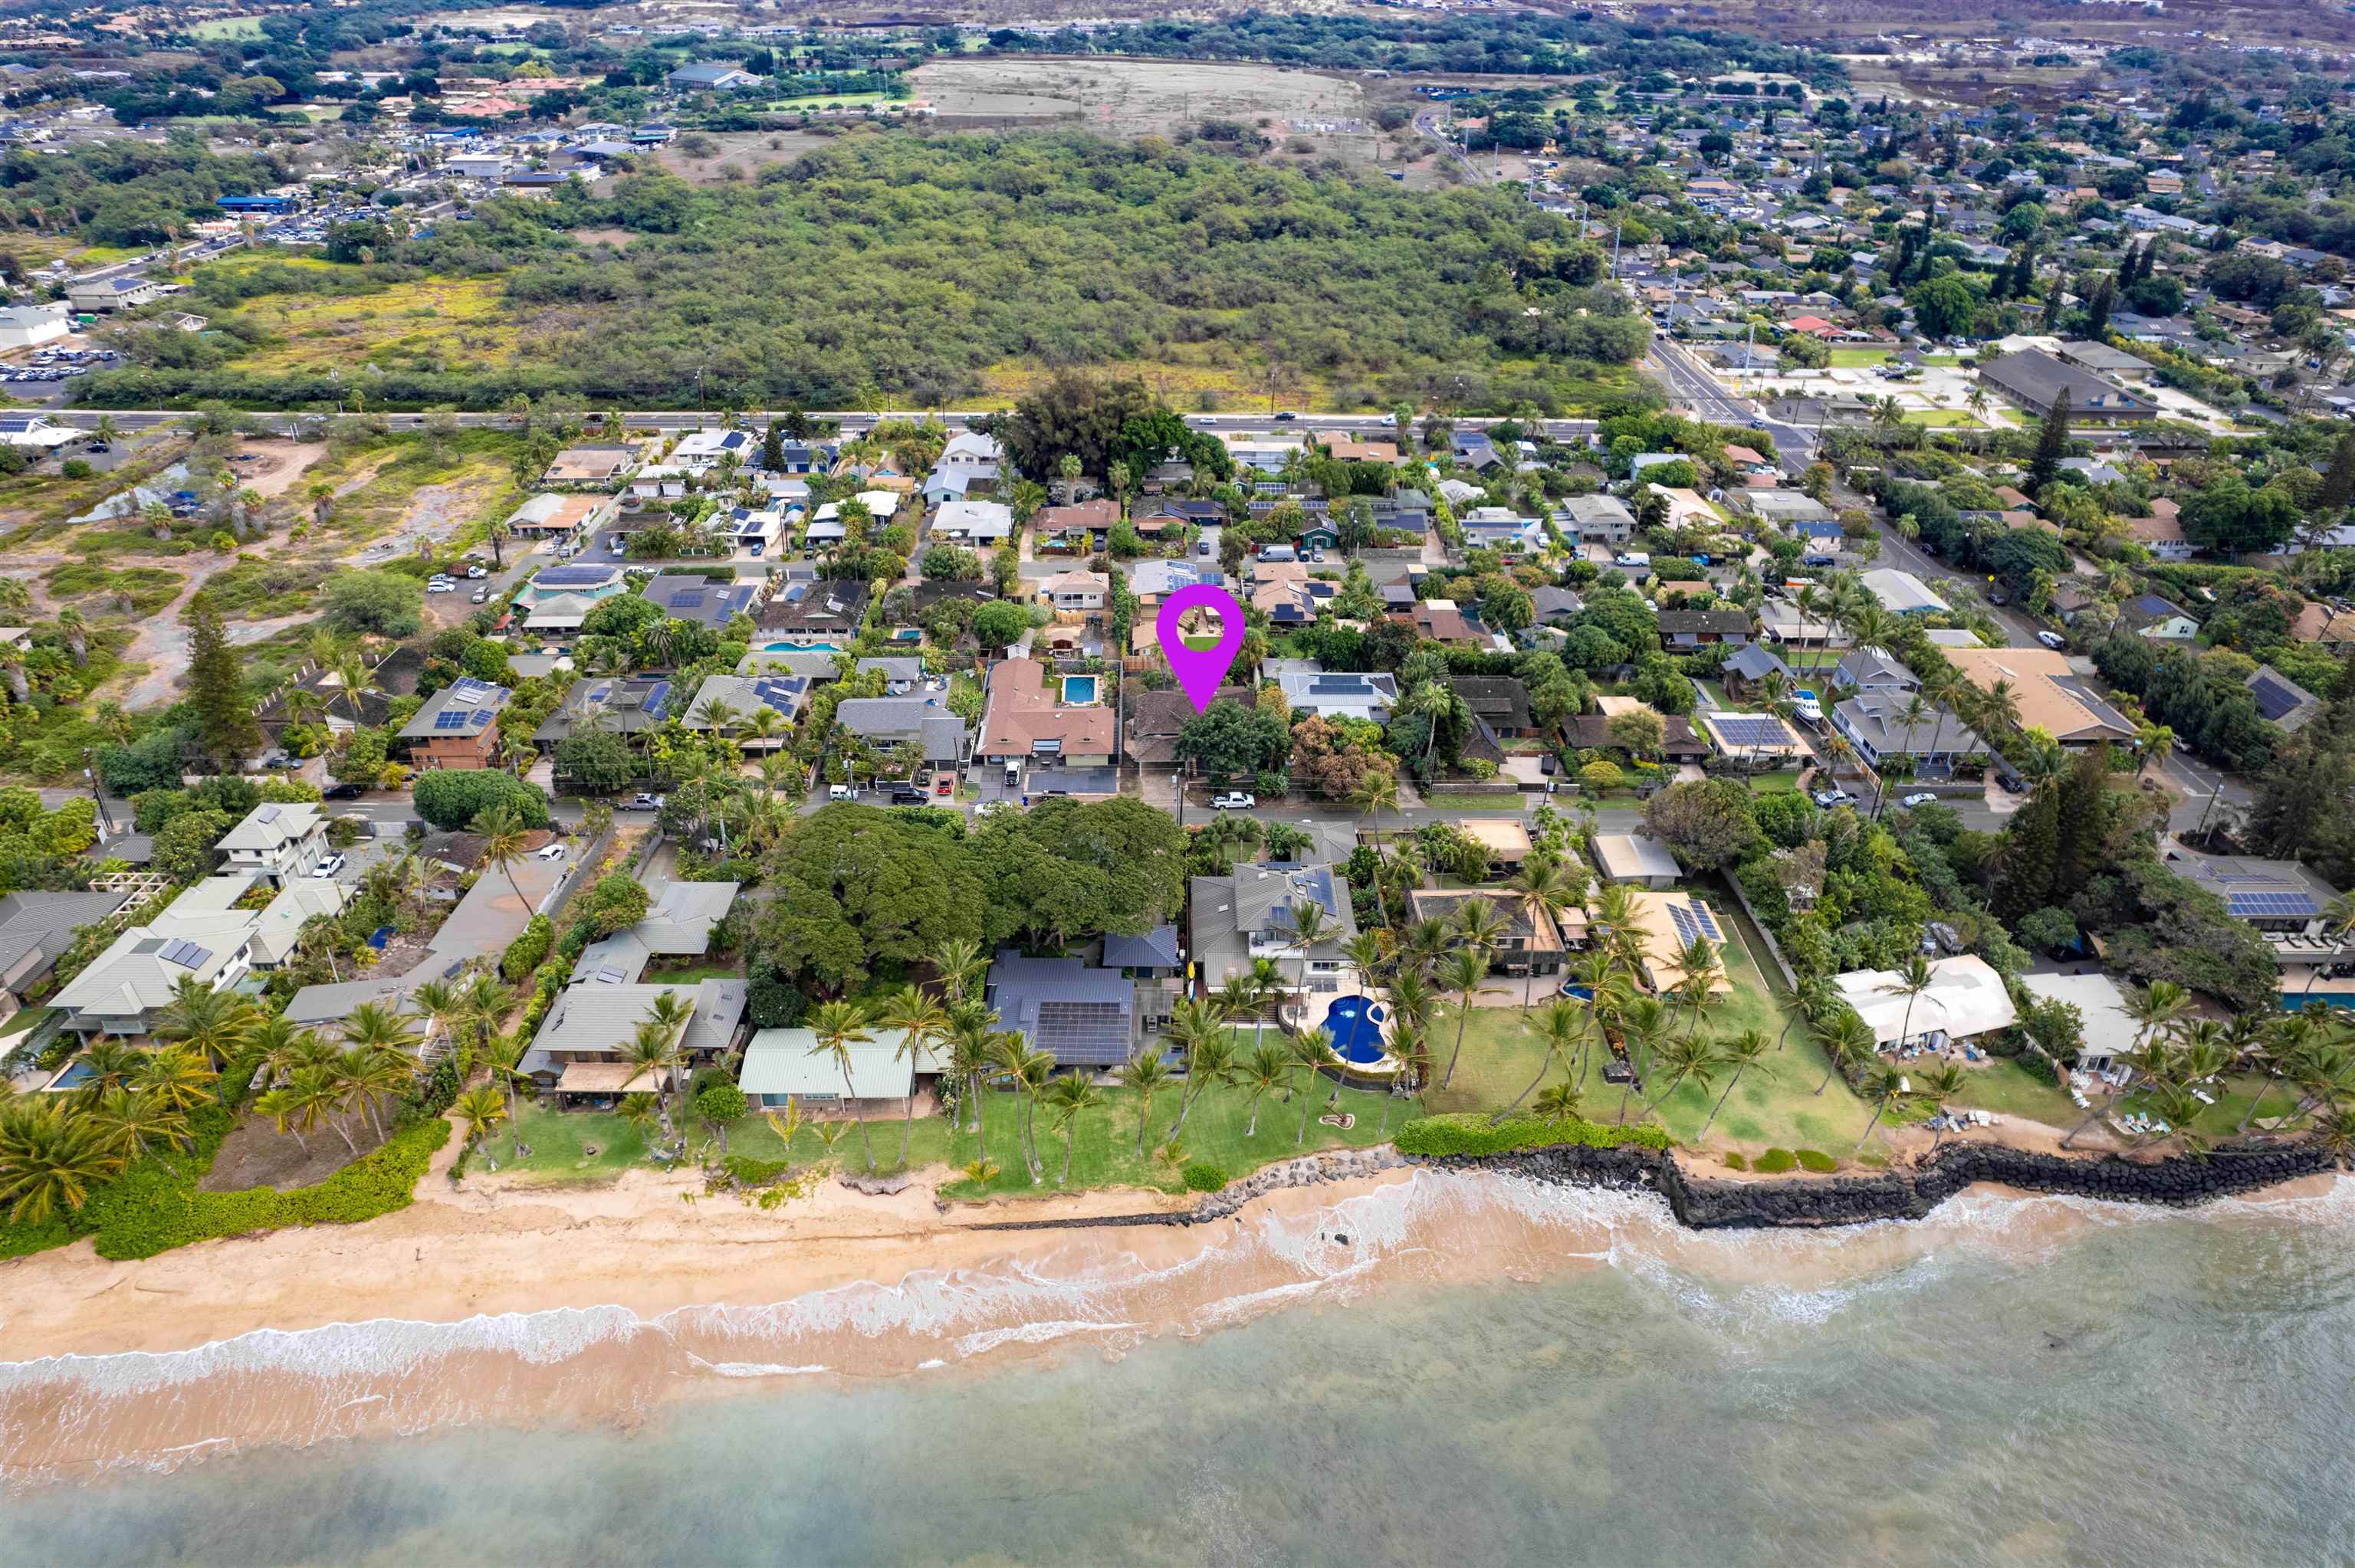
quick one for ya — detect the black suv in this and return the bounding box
[888,789,928,806]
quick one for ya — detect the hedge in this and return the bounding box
[1182,1161,1228,1192]
[1795,1149,1838,1173]
[84,1119,451,1260]
[1753,1148,1798,1173]
[500,914,553,982]
[1393,1113,1672,1158]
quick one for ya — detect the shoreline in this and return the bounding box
[0,1133,2336,1370]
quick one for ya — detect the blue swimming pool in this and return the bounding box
[1322,995,1390,1065]
[759,640,842,653]
[1062,675,1099,705]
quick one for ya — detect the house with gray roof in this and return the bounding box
[1188,861,1359,1001]
[2248,666,2321,733]
[521,976,747,1098]
[216,800,328,886]
[0,890,132,1013]
[984,950,1138,1068]
[637,572,760,632]
[1277,671,1398,723]
[51,874,335,1038]
[1831,691,1985,773]
[567,882,741,988]
[534,675,674,748]
[737,1023,943,1109]
[1556,494,1636,545]
[833,695,971,767]
[681,672,807,748]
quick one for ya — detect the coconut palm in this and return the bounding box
[761,1097,808,1171]
[1496,998,1583,1124]
[1850,1061,1911,1156]
[1697,1029,1774,1140]
[1614,996,1673,1122]
[1437,946,1489,1091]
[469,805,534,910]
[1878,955,1936,1053]
[930,937,986,1004]
[151,977,259,1065]
[1168,1031,1237,1143]
[1041,1075,1105,1185]
[617,1091,660,1149]
[1289,1027,1336,1146]
[1814,1012,1874,1094]
[1235,1042,1290,1138]
[130,1045,218,1115]
[943,1006,996,1138]
[289,1063,358,1155]
[996,1038,1056,1184]
[1506,857,1579,1011]
[409,979,465,1058]
[0,1098,123,1225]
[77,1040,145,1097]
[1532,1080,1584,1126]
[1642,1032,1721,1117]
[877,983,948,1167]
[453,1084,509,1155]
[1116,1048,1174,1154]
[1283,897,1333,1013]
[1914,1061,1969,1149]
[807,999,875,1169]
[82,1087,193,1175]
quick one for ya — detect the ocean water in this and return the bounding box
[4,1173,2354,1566]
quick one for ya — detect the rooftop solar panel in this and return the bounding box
[642,681,672,712]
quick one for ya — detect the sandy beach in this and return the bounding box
[0,1130,2344,1488]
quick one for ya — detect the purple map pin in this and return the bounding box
[1155,582,1246,715]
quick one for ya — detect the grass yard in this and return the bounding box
[1948,1057,2077,1128]
[43,562,184,617]
[1827,348,1893,369]
[1901,410,1979,428]
[229,274,523,376]
[491,1107,655,1183]
[192,15,264,37]
[691,1074,1410,1202]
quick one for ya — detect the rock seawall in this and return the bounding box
[1443,1140,2336,1230]
[961,1140,2335,1235]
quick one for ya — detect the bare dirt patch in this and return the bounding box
[916,57,1368,139]
[200,1105,393,1192]
[228,438,329,500]
[654,129,834,184]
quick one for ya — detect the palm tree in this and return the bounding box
[1813,1012,1874,1095]
[1506,858,1578,1011]
[288,1064,357,1156]
[152,977,258,1065]
[1235,1042,1290,1138]
[1697,1029,1773,1140]
[1116,1049,1174,1154]
[1914,1061,1968,1150]
[1168,1031,1237,1144]
[0,1099,123,1225]
[1283,897,1332,1018]
[83,1087,193,1175]
[1532,1080,1583,1126]
[453,1084,509,1156]
[996,1038,1056,1184]
[944,1008,995,1138]
[1041,1076,1104,1185]
[617,1091,660,1151]
[1289,1028,1336,1146]
[1615,997,1672,1122]
[1879,955,1936,1053]
[1496,998,1582,1123]
[931,937,986,1004]
[878,984,948,1167]
[470,805,533,908]
[409,978,465,1059]
[130,1046,218,1116]
[808,999,875,1170]
[1642,1032,1720,1117]
[1850,1061,1910,1157]
[1437,946,1489,1091]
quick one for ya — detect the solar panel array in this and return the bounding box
[1712,715,1791,747]
[1666,900,1724,948]
[642,680,672,713]
[2248,675,2303,723]
[157,939,211,969]
[432,708,474,730]
[750,678,803,715]
[2225,891,2318,919]
[668,591,705,611]
[1030,1000,1130,1063]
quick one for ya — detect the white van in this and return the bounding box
[828,783,855,802]
[1614,551,1651,569]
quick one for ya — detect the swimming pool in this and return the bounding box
[1061,675,1099,705]
[1322,995,1391,1065]
[759,641,842,653]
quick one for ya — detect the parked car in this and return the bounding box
[827,784,856,802]
[1273,410,1299,422]
[2035,630,2068,651]
[321,782,363,801]
[1209,791,1256,810]
[1900,792,1938,809]
[465,565,488,579]
[311,853,347,879]
[1811,789,1856,809]
[425,580,455,594]
[470,588,490,604]
[619,792,664,811]
[534,841,567,861]
[888,789,928,806]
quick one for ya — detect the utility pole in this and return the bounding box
[1611,216,1623,281]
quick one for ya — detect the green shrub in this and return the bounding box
[1753,1147,1798,1173]
[1182,1161,1228,1192]
[412,768,550,831]
[1795,1148,1838,1173]
[1394,1113,1672,1158]
[721,1153,793,1186]
[500,913,553,982]
[1722,1150,1747,1170]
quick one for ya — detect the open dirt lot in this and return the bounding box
[228,438,328,500]
[916,57,1368,138]
[652,128,837,184]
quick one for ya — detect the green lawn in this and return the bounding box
[1949,1058,2077,1127]
[1827,348,1893,369]
[1901,410,1980,428]
[0,1005,52,1042]
[192,15,264,35]
[492,1107,655,1183]
[705,1076,1411,1202]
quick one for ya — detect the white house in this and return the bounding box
[215,800,328,887]
[0,302,70,350]
[931,500,1013,544]
[67,275,164,313]
[1834,955,2016,1052]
